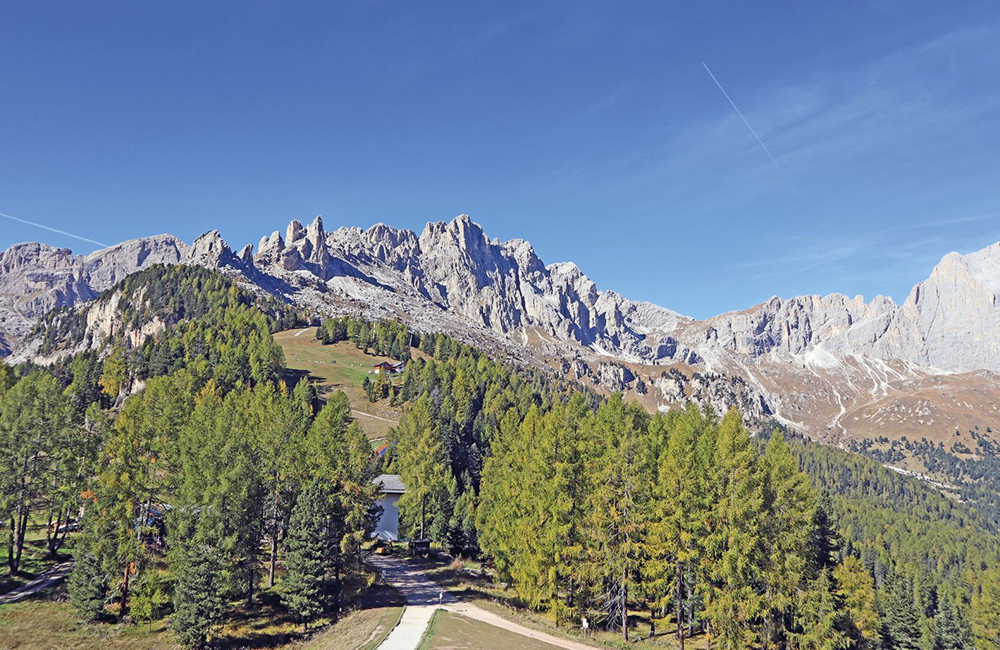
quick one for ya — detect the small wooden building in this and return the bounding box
[372,473,406,541]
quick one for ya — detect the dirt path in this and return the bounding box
[352,409,398,424]
[0,561,74,605]
[367,556,599,650]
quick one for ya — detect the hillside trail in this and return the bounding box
[367,555,599,650]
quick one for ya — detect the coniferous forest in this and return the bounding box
[2,266,1000,649]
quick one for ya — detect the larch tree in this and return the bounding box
[396,396,449,539]
[701,408,767,650]
[645,404,702,649]
[587,396,650,641]
[833,555,880,646]
[761,432,816,648]
[791,569,850,650]
[0,372,70,576]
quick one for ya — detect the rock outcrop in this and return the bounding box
[0,234,187,356]
[5,213,1000,442]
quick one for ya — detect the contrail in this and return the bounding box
[0,211,108,248]
[702,63,811,211]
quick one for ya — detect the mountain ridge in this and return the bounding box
[3,214,1000,445]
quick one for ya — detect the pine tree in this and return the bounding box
[131,571,169,631]
[283,481,330,631]
[68,549,108,621]
[172,544,223,650]
[792,570,850,650]
[809,491,840,576]
[971,569,1000,650]
[881,575,922,650]
[931,589,971,650]
[833,556,881,647]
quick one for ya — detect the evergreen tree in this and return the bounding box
[0,361,13,395]
[131,571,169,631]
[646,404,702,649]
[809,491,841,576]
[881,575,922,650]
[761,432,815,648]
[833,556,881,647]
[172,544,223,650]
[283,481,330,631]
[792,570,850,650]
[931,589,970,650]
[68,549,109,621]
[396,396,449,539]
[701,408,767,650]
[971,569,1000,650]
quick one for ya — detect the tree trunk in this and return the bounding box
[269,533,278,588]
[247,563,255,607]
[676,563,685,650]
[48,508,66,558]
[420,495,426,539]
[269,491,279,588]
[13,506,29,576]
[7,516,15,575]
[45,508,54,555]
[54,506,70,557]
[622,581,628,642]
[120,564,130,618]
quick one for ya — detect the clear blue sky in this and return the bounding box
[2,2,999,319]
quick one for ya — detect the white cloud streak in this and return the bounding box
[702,62,811,213]
[0,212,108,248]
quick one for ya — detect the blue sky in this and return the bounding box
[2,1,999,319]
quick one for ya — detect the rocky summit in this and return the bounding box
[4,214,1000,445]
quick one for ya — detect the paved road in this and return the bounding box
[369,555,455,650]
[0,561,74,605]
[368,555,598,650]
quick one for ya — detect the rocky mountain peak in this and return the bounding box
[286,220,305,244]
[190,230,230,258]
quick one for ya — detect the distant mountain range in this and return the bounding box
[4,214,1000,446]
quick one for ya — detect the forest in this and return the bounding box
[1,265,999,650]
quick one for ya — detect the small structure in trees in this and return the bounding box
[372,474,406,541]
[372,361,405,375]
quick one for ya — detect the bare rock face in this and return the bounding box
[884,244,1000,371]
[0,235,187,356]
[7,213,1000,443]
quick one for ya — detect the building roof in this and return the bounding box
[373,473,406,494]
